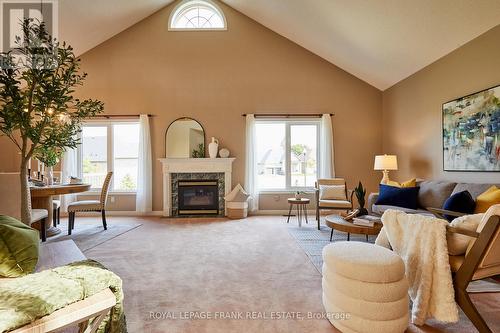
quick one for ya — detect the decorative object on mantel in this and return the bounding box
[192,143,205,158]
[354,182,368,216]
[165,117,205,158]
[443,84,500,172]
[0,19,104,225]
[225,184,250,219]
[219,148,230,158]
[374,154,398,184]
[208,137,219,158]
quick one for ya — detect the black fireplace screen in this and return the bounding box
[178,180,219,215]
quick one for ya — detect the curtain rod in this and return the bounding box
[241,113,334,118]
[90,114,155,119]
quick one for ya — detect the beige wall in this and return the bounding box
[383,25,500,184]
[0,1,383,211]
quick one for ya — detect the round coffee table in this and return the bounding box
[286,198,310,227]
[325,214,382,242]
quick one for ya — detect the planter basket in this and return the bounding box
[225,184,250,219]
[226,201,248,219]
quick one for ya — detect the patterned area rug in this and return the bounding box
[287,218,375,274]
[47,221,142,252]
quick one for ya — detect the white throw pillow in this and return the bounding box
[446,213,483,255]
[319,185,347,200]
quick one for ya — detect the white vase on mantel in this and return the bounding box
[208,137,219,158]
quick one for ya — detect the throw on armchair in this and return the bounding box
[315,178,353,230]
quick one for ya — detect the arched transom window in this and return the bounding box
[169,0,227,30]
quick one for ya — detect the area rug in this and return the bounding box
[47,221,142,252]
[287,219,500,293]
[287,220,375,273]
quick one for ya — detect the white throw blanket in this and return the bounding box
[375,209,458,325]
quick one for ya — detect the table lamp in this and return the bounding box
[374,155,398,184]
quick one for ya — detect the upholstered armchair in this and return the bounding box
[315,178,353,230]
[429,205,500,333]
[67,172,113,235]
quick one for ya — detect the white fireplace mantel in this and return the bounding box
[158,158,236,217]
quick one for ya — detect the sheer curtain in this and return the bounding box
[136,114,153,213]
[60,147,78,212]
[320,114,335,178]
[244,114,259,212]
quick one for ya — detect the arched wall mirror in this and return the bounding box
[165,117,205,158]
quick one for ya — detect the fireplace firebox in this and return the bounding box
[178,180,219,215]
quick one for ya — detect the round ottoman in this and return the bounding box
[322,241,409,333]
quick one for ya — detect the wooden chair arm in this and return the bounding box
[446,225,479,238]
[427,207,467,219]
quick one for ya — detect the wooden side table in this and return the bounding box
[287,198,310,227]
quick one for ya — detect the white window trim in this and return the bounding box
[78,119,139,194]
[168,0,227,31]
[256,118,321,192]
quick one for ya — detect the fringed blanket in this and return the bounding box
[375,210,458,325]
[0,260,127,333]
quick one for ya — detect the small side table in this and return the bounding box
[287,198,310,227]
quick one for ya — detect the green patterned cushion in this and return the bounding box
[0,215,39,277]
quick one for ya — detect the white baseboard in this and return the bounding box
[251,209,316,216]
[60,211,163,217]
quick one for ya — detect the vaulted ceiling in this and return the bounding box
[59,0,500,90]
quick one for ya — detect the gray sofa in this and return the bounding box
[367,180,499,217]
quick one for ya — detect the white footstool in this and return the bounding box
[322,241,409,333]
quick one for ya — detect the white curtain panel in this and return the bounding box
[244,114,259,211]
[136,114,153,213]
[320,114,335,178]
[60,147,78,212]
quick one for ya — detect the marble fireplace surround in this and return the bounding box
[158,158,235,217]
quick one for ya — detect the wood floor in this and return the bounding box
[64,215,500,333]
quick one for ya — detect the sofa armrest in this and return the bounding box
[367,192,379,215]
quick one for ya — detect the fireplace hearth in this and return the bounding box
[178,180,219,215]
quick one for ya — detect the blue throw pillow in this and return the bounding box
[375,184,420,210]
[442,191,476,222]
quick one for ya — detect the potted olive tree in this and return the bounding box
[0,19,103,224]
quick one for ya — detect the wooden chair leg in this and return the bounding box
[68,212,74,235]
[40,218,47,242]
[101,210,107,230]
[317,208,321,230]
[57,207,61,225]
[455,287,492,333]
[52,208,57,226]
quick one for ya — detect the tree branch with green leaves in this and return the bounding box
[0,18,104,224]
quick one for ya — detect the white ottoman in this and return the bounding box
[322,241,409,333]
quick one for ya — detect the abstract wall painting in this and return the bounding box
[443,84,500,171]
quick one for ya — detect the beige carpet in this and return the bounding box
[76,216,500,333]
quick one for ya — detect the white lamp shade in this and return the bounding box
[374,155,398,170]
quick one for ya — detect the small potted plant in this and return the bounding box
[295,191,305,200]
[34,147,62,185]
[354,182,368,216]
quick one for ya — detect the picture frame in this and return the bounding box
[442,84,500,172]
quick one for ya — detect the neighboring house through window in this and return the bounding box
[255,120,320,191]
[79,121,140,192]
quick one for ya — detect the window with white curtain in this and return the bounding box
[255,120,320,191]
[79,121,140,192]
[169,0,226,30]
